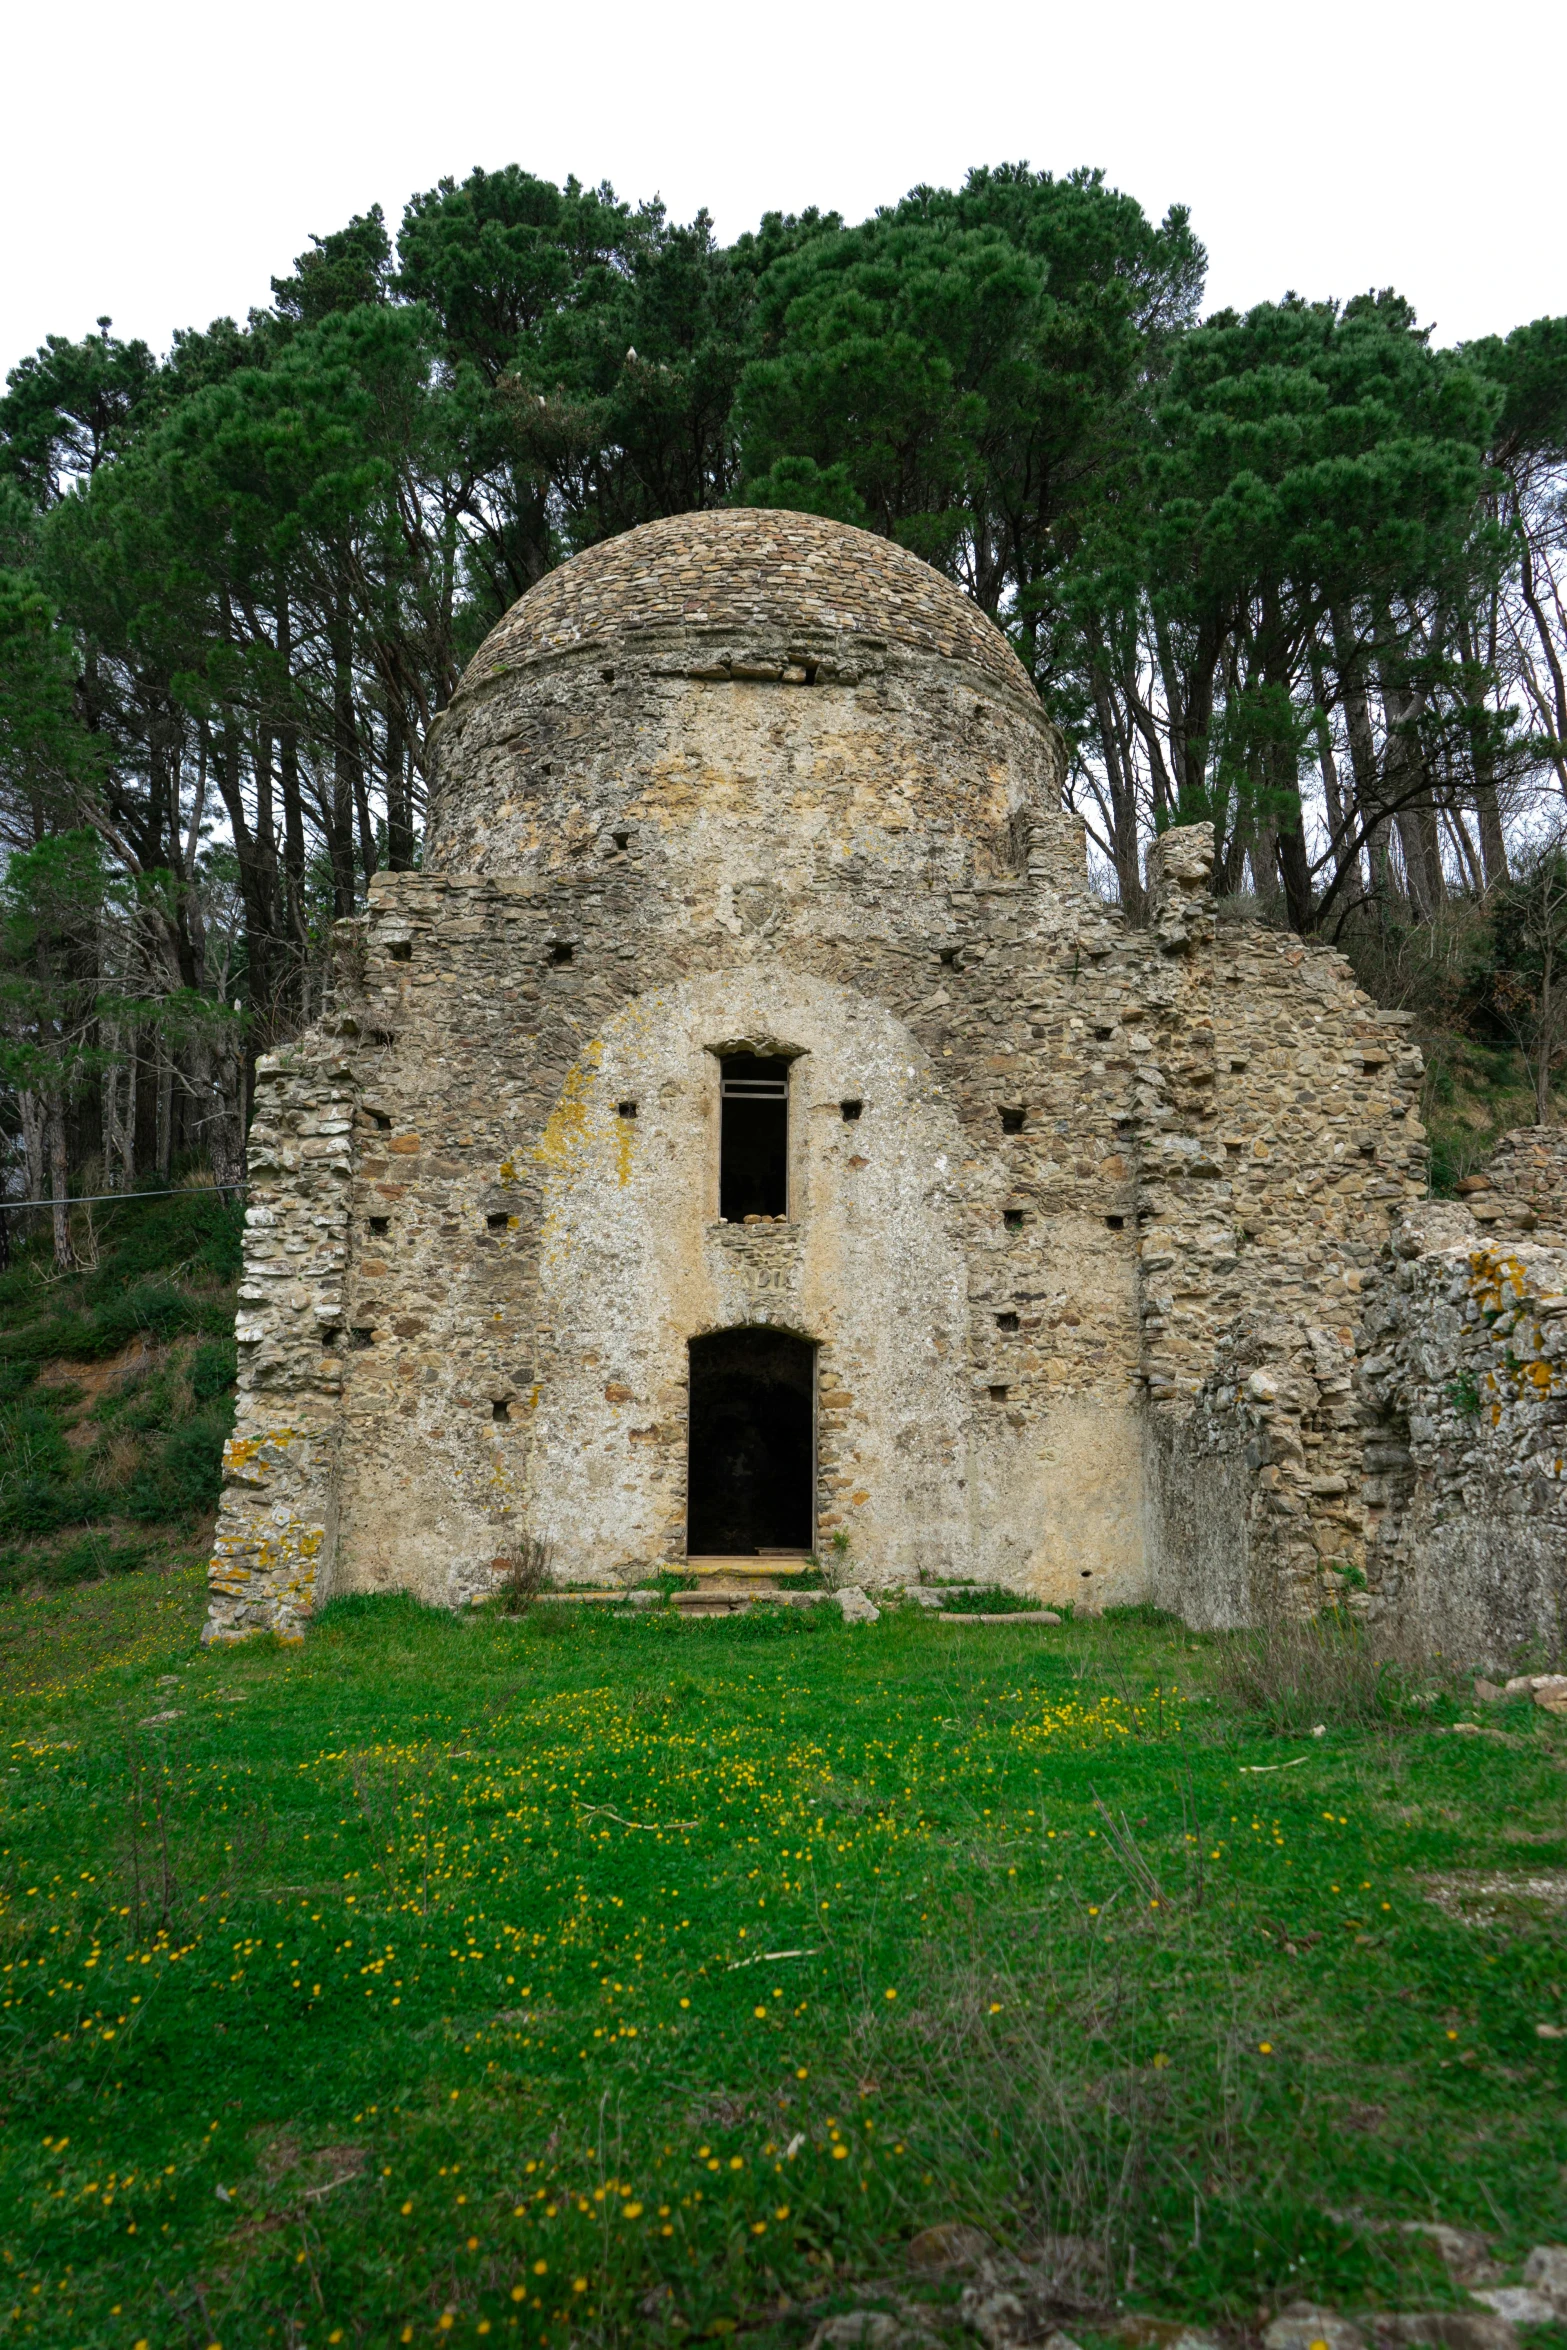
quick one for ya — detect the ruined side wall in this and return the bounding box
[1456,1127,1567,1245]
[1358,1200,1567,1666]
[203,1019,360,1644]
[1139,830,1427,1626]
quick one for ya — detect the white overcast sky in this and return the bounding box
[3,0,1561,384]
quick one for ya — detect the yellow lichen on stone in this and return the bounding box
[532,1043,604,1176]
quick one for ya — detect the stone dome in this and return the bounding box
[455,507,1037,708]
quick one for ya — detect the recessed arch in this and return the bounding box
[687,1326,815,1556]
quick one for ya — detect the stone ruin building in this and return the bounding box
[205,510,1567,1664]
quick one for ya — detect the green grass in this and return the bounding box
[2,1577,1566,2350]
[0,1187,240,1592]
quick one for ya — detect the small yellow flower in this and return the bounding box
[833,2145,848,2160]
[885,1988,897,2001]
[775,2205,790,2220]
[1259,2042,1273,2054]
[573,2278,588,2293]
[400,2200,413,2215]
[623,2201,643,2218]
[754,2005,767,2019]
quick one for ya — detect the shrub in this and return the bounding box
[123,1401,233,1523]
[190,1338,238,1401]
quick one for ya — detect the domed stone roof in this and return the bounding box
[458,507,1036,705]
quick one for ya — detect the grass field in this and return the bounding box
[2,1573,1566,2350]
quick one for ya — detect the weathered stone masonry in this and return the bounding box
[203,509,1564,1657]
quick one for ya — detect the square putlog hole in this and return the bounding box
[618,1101,637,1119]
[999,1108,1026,1135]
[1003,1209,1024,1231]
[367,1216,390,1237]
[492,1400,511,1423]
[348,1328,375,1351]
[487,1211,511,1232]
[988,1383,1010,1401]
[1105,1214,1125,1231]
[996,1311,1020,1333]
[548,941,574,966]
[840,1099,863,1122]
[387,940,412,962]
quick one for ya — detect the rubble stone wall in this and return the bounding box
[1140,829,1429,1627]
[1357,1201,1567,1667]
[203,1021,359,1644]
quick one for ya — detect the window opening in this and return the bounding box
[687,1328,814,1556]
[719,1055,789,1221]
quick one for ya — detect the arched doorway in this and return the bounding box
[687,1328,815,1557]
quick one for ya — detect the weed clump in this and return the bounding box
[1210,1604,1413,1731]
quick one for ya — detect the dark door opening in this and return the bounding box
[719,1055,789,1220]
[687,1327,814,1555]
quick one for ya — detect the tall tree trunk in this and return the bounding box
[1089,663,1145,918]
[1308,640,1363,909]
[1329,605,1393,899]
[277,586,310,991]
[1373,607,1444,917]
[386,706,416,872]
[46,1091,76,1272]
[330,603,362,919]
[156,1049,173,1181]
